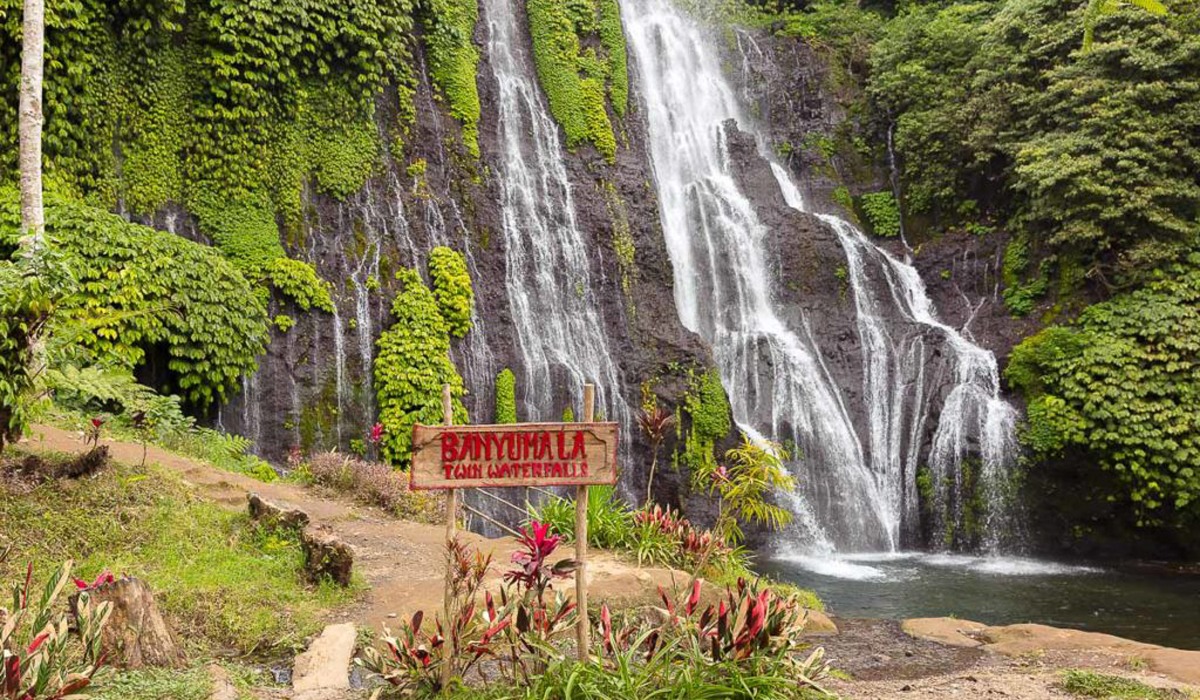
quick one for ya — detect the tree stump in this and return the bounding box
[300,527,354,586]
[73,577,184,669]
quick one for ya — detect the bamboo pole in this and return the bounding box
[440,384,456,692]
[575,384,594,661]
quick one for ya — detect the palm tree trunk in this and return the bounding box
[18,0,45,257]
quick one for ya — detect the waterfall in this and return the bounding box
[624,0,1019,553]
[483,0,629,430]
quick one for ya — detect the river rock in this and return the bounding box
[292,623,356,700]
[802,609,839,636]
[901,617,988,648]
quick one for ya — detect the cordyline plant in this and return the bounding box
[359,538,507,695]
[597,577,830,692]
[359,522,579,693]
[0,555,112,700]
[637,403,674,507]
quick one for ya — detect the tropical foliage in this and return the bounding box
[373,268,468,465]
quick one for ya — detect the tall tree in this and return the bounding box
[18,0,44,256]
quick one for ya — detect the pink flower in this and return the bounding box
[369,422,384,444]
[714,465,729,482]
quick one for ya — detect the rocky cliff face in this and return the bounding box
[211,9,713,526]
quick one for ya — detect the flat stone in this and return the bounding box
[801,609,839,636]
[206,664,237,700]
[247,493,309,530]
[292,623,356,700]
[901,617,987,648]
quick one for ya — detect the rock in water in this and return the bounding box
[75,577,183,668]
[300,526,354,586]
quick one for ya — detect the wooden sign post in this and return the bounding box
[413,383,617,674]
[439,384,456,692]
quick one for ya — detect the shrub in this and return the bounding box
[1004,258,1200,526]
[306,452,445,523]
[693,435,797,544]
[859,191,901,238]
[428,247,474,338]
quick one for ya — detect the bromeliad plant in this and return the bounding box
[0,557,112,700]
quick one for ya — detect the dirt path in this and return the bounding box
[21,424,715,637]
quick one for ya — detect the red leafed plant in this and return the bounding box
[596,577,829,691]
[0,555,112,700]
[358,538,506,694]
[496,521,578,680]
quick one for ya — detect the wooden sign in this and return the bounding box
[409,422,619,490]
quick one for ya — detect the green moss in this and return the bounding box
[526,0,625,160]
[495,368,517,423]
[420,0,482,157]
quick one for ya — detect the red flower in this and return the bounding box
[91,417,105,429]
[369,422,384,444]
[73,571,115,591]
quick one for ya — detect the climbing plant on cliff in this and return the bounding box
[525,0,627,160]
[418,0,482,157]
[1005,255,1200,529]
[0,0,410,314]
[0,191,267,407]
[429,246,474,337]
[495,368,517,424]
[374,268,468,465]
[678,368,732,473]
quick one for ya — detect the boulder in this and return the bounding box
[247,493,309,530]
[300,526,354,586]
[801,609,839,636]
[901,617,987,648]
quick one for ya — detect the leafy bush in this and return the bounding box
[859,191,901,238]
[0,558,112,699]
[0,194,267,407]
[1005,258,1200,527]
[305,452,445,523]
[428,247,474,338]
[0,252,62,455]
[526,0,625,160]
[693,435,797,544]
[419,0,482,157]
[373,268,468,465]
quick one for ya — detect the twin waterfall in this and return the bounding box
[624,0,1019,552]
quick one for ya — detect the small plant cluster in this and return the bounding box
[360,522,579,694]
[0,556,112,700]
[597,577,828,686]
[300,452,445,524]
[634,504,728,562]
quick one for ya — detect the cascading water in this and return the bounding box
[624,0,1019,553]
[484,0,629,430]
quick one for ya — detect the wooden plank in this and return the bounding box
[409,421,619,491]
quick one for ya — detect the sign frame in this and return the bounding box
[408,421,620,491]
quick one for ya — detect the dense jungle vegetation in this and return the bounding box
[1,0,1198,557]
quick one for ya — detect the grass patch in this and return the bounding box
[1060,670,1186,699]
[91,667,212,700]
[0,450,359,656]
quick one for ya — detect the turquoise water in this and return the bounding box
[757,552,1200,650]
